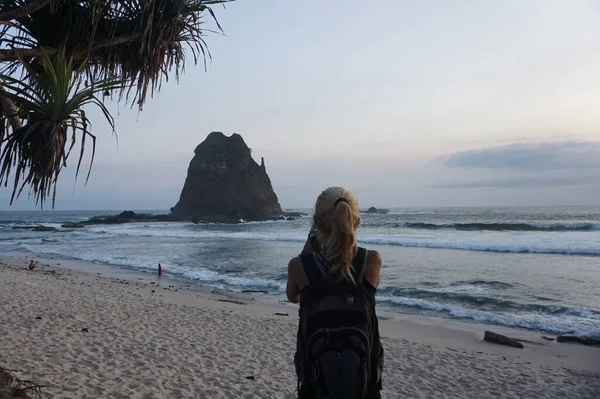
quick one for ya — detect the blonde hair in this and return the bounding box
[313,186,360,283]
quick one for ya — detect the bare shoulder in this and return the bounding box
[287,256,304,282]
[364,249,382,288]
[288,256,302,273]
[366,249,382,269]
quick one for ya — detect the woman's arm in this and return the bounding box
[286,258,302,303]
[364,250,382,288]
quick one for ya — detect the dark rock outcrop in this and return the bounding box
[55,209,305,228]
[61,222,86,228]
[171,132,282,222]
[483,331,524,349]
[80,212,181,225]
[12,225,57,232]
[32,225,57,232]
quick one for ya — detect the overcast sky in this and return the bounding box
[2,0,600,211]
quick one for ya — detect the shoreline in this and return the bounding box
[1,254,599,398]
[3,250,597,338]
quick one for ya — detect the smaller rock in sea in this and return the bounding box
[118,211,137,219]
[81,328,89,333]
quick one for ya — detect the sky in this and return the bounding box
[2,0,600,210]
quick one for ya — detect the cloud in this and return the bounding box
[436,173,600,188]
[444,140,600,170]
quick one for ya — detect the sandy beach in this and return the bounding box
[1,256,599,399]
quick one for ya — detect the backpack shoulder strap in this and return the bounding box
[352,247,369,284]
[299,252,328,285]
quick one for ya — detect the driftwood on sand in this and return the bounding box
[483,331,524,349]
[0,367,43,398]
[556,335,600,347]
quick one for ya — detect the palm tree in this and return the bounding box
[0,0,231,207]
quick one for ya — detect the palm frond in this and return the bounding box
[0,0,232,208]
[0,48,123,207]
[1,0,231,110]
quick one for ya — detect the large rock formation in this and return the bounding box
[171,132,282,222]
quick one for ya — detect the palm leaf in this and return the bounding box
[0,48,123,207]
[0,0,231,208]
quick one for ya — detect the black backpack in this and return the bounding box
[294,247,383,399]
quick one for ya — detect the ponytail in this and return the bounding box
[313,187,360,284]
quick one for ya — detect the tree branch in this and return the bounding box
[0,0,52,22]
[0,32,146,62]
[0,47,47,61]
[0,83,22,131]
[86,32,143,53]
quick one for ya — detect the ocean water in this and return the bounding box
[1,207,599,337]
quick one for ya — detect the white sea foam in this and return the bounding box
[80,225,600,256]
[377,295,600,337]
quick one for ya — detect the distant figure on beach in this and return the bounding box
[158,263,162,277]
[287,186,383,399]
[28,259,37,271]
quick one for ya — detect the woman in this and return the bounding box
[286,186,383,399]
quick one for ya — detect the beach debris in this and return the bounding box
[242,290,268,294]
[151,290,155,293]
[151,282,155,285]
[556,335,600,346]
[245,376,255,380]
[274,313,289,316]
[541,336,556,341]
[0,366,44,398]
[483,331,524,349]
[81,328,89,333]
[218,299,247,305]
[35,316,42,320]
